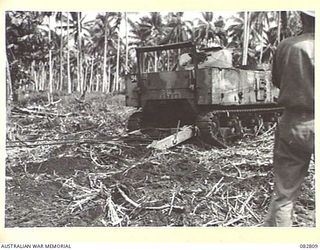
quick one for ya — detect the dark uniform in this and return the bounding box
[264,30,314,226]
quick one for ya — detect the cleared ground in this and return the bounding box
[5,93,315,227]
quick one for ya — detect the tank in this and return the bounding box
[125,41,283,146]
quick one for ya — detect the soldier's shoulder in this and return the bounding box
[278,33,314,50]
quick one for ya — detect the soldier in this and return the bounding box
[263,11,315,226]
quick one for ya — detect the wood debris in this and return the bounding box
[5,93,315,227]
[147,126,194,150]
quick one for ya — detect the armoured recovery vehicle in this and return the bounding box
[125,41,283,147]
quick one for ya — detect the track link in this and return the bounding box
[195,106,283,147]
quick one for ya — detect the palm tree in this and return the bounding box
[63,12,93,94]
[55,12,64,91]
[66,12,72,93]
[139,12,166,71]
[128,18,153,47]
[161,12,193,44]
[242,11,250,66]
[91,12,122,92]
[252,12,270,64]
[228,11,303,67]
[46,12,54,101]
[56,11,85,94]
[281,11,302,38]
[227,12,257,67]
[194,12,227,47]
[138,12,165,44]
[115,26,121,91]
[76,12,83,94]
[124,12,129,74]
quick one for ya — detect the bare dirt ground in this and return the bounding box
[5,93,315,227]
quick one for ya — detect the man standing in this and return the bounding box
[264,11,315,227]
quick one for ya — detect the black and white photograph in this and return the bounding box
[5,10,315,228]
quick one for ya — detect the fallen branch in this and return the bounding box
[106,195,122,226]
[12,106,73,118]
[168,190,177,216]
[6,138,124,148]
[117,186,140,208]
[239,191,255,214]
[237,197,261,223]
[44,99,62,107]
[117,186,184,212]
[223,215,247,226]
[205,177,224,198]
[145,204,184,211]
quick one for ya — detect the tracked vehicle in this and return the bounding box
[125,41,283,147]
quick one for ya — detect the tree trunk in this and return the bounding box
[53,65,58,91]
[83,63,88,92]
[242,11,250,66]
[280,11,288,39]
[125,12,129,74]
[205,25,209,46]
[48,15,53,103]
[6,56,13,107]
[30,60,38,91]
[259,42,263,64]
[6,56,13,140]
[102,16,108,93]
[77,12,83,95]
[259,19,264,64]
[40,63,45,91]
[89,57,94,92]
[42,63,46,91]
[167,50,170,71]
[67,12,72,94]
[277,11,281,44]
[116,31,120,91]
[59,12,63,92]
[76,51,80,92]
[107,62,111,92]
[34,71,38,91]
[96,74,100,92]
[154,52,158,72]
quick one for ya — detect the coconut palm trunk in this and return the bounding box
[48,15,53,103]
[77,12,83,95]
[83,64,88,93]
[76,51,80,92]
[59,12,63,91]
[89,57,94,92]
[6,55,13,139]
[102,16,109,93]
[277,11,281,44]
[242,11,251,66]
[6,56,13,106]
[167,50,170,71]
[30,60,38,91]
[115,31,120,91]
[34,70,38,91]
[154,52,158,72]
[125,12,129,74]
[107,62,111,92]
[259,17,265,64]
[67,12,72,94]
[96,74,100,92]
[40,63,45,91]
